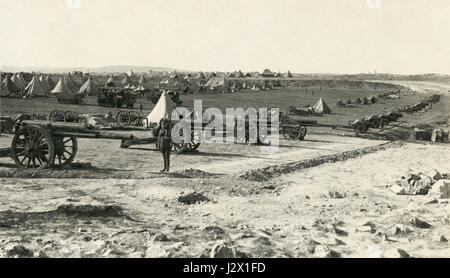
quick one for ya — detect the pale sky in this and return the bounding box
[0,0,449,74]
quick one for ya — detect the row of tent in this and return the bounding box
[0,72,100,97]
[105,74,148,91]
[1,70,295,98]
[161,70,294,80]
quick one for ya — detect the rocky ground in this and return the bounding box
[0,81,449,258]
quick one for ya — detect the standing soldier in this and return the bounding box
[139,103,143,114]
[158,118,172,173]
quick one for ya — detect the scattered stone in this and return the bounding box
[439,235,448,242]
[357,225,373,233]
[252,236,272,246]
[384,248,410,258]
[427,180,450,199]
[313,245,341,258]
[262,185,276,190]
[304,239,321,254]
[152,233,169,242]
[145,244,168,258]
[390,183,406,195]
[409,217,432,229]
[5,245,34,258]
[179,168,213,178]
[256,229,272,236]
[174,224,189,231]
[210,242,235,258]
[203,226,226,239]
[328,191,346,199]
[425,198,439,204]
[36,250,49,258]
[333,226,348,236]
[178,192,210,205]
[431,170,443,181]
[361,221,376,233]
[377,232,392,242]
[391,172,439,195]
[83,236,92,242]
[392,225,413,236]
[414,175,434,194]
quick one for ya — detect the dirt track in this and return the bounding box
[0,81,449,258]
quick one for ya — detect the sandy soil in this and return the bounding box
[0,81,449,258]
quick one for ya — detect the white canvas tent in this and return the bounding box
[11,73,27,89]
[135,83,146,92]
[139,75,147,84]
[196,72,206,79]
[143,91,176,126]
[25,76,47,96]
[122,74,132,86]
[124,82,136,89]
[127,69,135,78]
[2,74,21,96]
[105,76,116,87]
[312,97,332,114]
[66,73,78,92]
[39,75,51,92]
[251,83,261,91]
[46,75,55,88]
[51,77,73,94]
[0,74,10,97]
[79,78,98,96]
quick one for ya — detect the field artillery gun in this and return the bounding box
[0,120,139,169]
[49,110,85,123]
[364,114,391,129]
[116,110,146,127]
[97,86,137,108]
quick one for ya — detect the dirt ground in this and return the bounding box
[0,81,449,258]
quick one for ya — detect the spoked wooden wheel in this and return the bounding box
[49,109,65,122]
[11,126,55,169]
[288,128,300,140]
[171,128,201,153]
[298,126,307,141]
[186,129,201,151]
[281,127,300,140]
[379,117,390,128]
[116,111,131,126]
[354,121,369,133]
[172,143,186,153]
[64,110,79,123]
[280,127,289,139]
[172,128,187,154]
[52,135,78,168]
